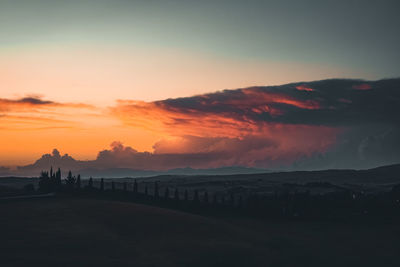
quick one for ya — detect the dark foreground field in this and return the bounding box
[1,197,399,267]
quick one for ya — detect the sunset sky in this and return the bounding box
[1,0,399,170]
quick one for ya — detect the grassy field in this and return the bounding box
[1,197,399,267]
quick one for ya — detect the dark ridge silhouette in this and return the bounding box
[29,167,400,221]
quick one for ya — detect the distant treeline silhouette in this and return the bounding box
[36,168,400,221]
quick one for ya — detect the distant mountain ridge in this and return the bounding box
[5,146,400,178]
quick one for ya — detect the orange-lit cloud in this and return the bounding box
[107,85,341,169]
[2,78,400,171]
[111,87,323,139]
[295,85,315,92]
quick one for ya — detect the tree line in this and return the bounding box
[36,168,400,221]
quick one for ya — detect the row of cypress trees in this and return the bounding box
[38,168,240,206]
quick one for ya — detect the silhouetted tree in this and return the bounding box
[154,182,159,199]
[76,174,81,190]
[65,170,76,190]
[144,185,148,196]
[100,178,104,191]
[88,177,93,189]
[230,193,235,206]
[194,189,199,202]
[213,194,218,205]
[133,179,138,194]
[204,191,209,204]
[237,195,243,208]
[184,189,189,201]
[55,168,62,187]
[123,181,127,192]
[174,188,179,201]
[164,187,170,199]
[111,181,115,191]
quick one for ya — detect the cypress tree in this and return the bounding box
[164,187,170,199]
[144,185,148,196]
[213,194,218,205]
[49,167,54,190]
[238,195,243,208]
[194,189,199,202]
[111,181,115,191]
[230,193,235,207]
[76,174,81,190]
[154,182,159,199]
[123,181,127,191]
[184,189,189,201]
[67,170,73,181]
[100,178,104,191]
[56,168,62,187]
[133,179,138,194]
[204,191,209,204]
[88,177,93,188]
[65,171,75,190]
[174,188,179,201]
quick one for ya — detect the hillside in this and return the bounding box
[1,197,399,266]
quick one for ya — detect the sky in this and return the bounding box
[1,0,399,170]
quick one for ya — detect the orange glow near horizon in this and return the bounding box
[0,89,339,167]
[0,45,359,167]
[0,98,162,166]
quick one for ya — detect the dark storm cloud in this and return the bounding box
[154,78,400,127]
[109,78,400,171]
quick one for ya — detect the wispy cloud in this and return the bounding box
[0,96,97,130]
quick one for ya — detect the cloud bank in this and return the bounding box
[109,78,400,169]
[14,78,400,174]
